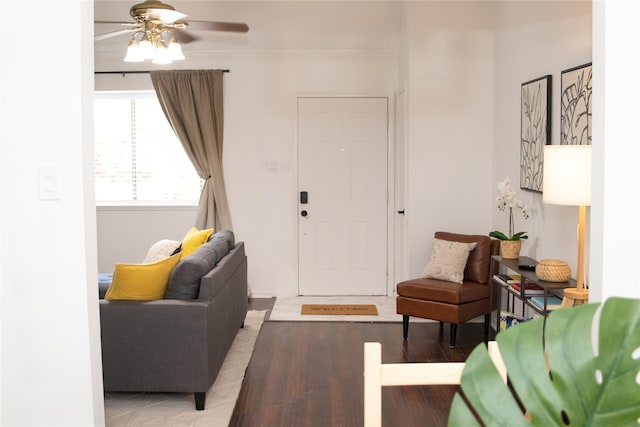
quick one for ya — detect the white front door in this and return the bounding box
[297,97,388,296]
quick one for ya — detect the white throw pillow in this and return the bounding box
[422,238,478,284]
[143,239,181,263]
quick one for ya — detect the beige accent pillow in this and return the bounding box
[422,238,478,284]
[143,239,181,263]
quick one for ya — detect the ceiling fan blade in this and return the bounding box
[183,20,249,33]
[95,28,139,41]
[144,8,187,24]
[172,29,200,44]
[94,20,132,25]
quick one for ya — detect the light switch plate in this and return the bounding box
[38,167,60,200]
[266,161,278,172]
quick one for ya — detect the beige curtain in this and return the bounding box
[150,70,232,230]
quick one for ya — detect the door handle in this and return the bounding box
[300,191,308,204]
[397,210,405,215]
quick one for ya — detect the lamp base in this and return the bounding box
[561,288,589,308]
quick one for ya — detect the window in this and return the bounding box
[94,91,201,204]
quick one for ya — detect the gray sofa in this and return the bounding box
[99,230,248,410]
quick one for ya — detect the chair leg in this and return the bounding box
[402,315,409,340]
[449,324,457,348]
[438,321,444,338]
[483,313,490,343]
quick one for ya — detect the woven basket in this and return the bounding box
[535,259,571,282]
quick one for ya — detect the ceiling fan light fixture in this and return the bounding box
[123,37,144,62]
[138,34,155,59]
[168,36,185,60]
[97,0,249,65]
[152,43,173,64]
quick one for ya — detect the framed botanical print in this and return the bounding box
[561,63,592,145]
[521,75,551,192]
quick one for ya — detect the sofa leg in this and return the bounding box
[449,324,457,348]
[402,315,409,340]
[241,320,245,329]
[194,392,206,410]
[483,313,490,343]
[438,321,444,338]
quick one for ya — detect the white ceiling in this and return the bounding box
[94,1,402,70]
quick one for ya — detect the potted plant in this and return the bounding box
[448,297,640,426]
[489,176,529,259]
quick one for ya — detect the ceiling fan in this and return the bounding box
[95,0,249,63]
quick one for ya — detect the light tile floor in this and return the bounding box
[269,295,431,322]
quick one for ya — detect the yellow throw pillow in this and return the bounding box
[181,226,214,258]
[105,253,181,300]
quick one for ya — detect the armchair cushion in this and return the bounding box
[397,278,491,305]
[422,238,477,284]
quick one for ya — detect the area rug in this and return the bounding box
[301,304,378,315]
[104,310,266,427]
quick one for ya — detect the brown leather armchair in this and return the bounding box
[396,232,500,347]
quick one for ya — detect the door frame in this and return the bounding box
[394,88,410,293]
[294,93,397,296]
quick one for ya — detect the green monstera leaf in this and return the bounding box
[448,297,640,426]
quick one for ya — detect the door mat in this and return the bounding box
[301,304,378,316]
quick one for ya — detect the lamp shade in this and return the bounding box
[123,38,143,62]
[168,37,185,60]
[543,145,592,206]
[152,44,172,64]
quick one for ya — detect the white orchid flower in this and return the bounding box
[490,176,529,240]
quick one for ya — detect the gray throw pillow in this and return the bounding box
[211,229,235,251]
[164,230,234,300]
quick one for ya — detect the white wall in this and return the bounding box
[592,0,640,301]
[492,1,593,291]
[403,2,496,277]
[225,55,398,297]
[0,1,104,425]
[97,206,197,271]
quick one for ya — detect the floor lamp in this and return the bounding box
[542,145,592,306]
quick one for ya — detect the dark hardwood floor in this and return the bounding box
[231,298,488,426]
